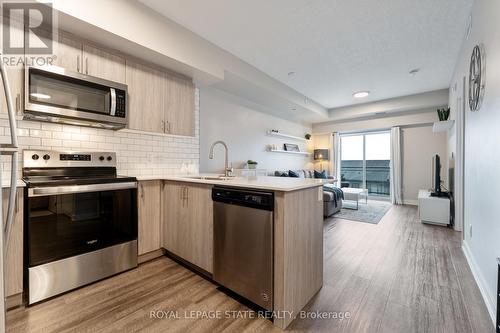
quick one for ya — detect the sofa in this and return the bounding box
[273,170,342,217]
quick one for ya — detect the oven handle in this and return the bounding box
[28,182,137,197]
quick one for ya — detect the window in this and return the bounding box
[340,131,390,197]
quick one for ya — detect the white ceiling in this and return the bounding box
[139,0,472,110]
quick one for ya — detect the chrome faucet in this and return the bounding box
[209,140,233,177]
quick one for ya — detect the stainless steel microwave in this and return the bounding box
[24,66,127,129]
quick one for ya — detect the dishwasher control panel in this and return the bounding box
[212,187,274,211]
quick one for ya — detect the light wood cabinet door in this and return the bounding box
[2,188,24,297]
[138,180,161,255]
[0,20,24,116]
[165,73,195,137]
[184,183,213,272]
[83,44,126,83]
[162,182,213,273]
[126,60,165,133]
[49,31,83,73]
[162,181,187,257]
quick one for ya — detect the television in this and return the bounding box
[431,154,442,194]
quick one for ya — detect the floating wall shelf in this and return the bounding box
[266,130,307,142]
[432,120,455,133]
[268,149,311,156]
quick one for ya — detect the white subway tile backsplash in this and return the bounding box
[1,89,200,180]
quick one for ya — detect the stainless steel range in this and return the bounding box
[23,150,138,304]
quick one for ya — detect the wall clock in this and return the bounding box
[468,44,485,111]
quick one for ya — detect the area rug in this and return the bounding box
[334,200,392,224]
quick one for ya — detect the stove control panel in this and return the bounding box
[23,150,117,168]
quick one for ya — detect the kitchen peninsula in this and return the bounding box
[138,175,324,329]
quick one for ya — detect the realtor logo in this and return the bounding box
[2,1,53,55]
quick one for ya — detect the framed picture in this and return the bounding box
[284,143,300,152]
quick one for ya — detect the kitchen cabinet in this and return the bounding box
[83,44,126,83]
[162,181,213,273]
[0,20,24,116]
[2,188,24,297]
[138,180,161,255]
[164,73,195,136]
[51,31,84,73]
[126,60,165,133]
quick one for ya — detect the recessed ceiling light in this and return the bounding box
[409,68,420,76]
[353,91,370,98]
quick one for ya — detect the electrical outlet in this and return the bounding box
[469,224,473,238]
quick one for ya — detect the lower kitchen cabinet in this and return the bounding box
[138,180,161,255]
[162,181,213,273]
[2,188,23,297]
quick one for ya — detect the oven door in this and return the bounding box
[26,182,138,267]
[24,66,127,127]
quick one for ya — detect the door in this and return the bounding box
[165,73,195,136]
[184,184,213,272]
[2,188,23,297]
[27,188,137,267]
[138,181,161,255]
[45,30,83,73]
[126,60,165,133]
[162,182,187,257]
[83,44,126,83]
[340,131,391,198]
[162,182,213,273]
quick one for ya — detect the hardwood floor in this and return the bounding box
[7,205,494,332]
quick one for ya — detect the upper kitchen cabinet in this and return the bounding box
[50,31,83,73]
[165,73,195,137]
[126,60,165,133]
[0,20,24,116]
[82,44,126,84]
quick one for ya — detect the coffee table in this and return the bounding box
[341,187,368,210]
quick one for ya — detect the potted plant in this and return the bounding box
[305,133,311,140]
[437,107,450,121]
[247,160,258,169]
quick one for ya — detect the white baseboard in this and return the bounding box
[403,199,418,206]
[461,241,496,325]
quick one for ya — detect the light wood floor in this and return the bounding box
[7,205,494,332]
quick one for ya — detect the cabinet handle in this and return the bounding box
[15,192,19,214]
[161,120,165,133]
[15,94,20,113]
[85,57,88,75]
[140,184,144,200]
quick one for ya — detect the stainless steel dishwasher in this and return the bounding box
[212,186,274,311]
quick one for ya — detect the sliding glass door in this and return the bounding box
[340,131,391,197]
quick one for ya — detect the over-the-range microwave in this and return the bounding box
[24,65,127,129]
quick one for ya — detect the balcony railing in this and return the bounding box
[340,160,390,196]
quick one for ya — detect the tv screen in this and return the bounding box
[433,154,441,193]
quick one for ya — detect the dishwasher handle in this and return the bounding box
[212,187,274,211]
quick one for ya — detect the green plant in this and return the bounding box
[305,133,312,140]
[437,107,450,121]
[247,160,258,165]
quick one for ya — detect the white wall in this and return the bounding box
[199,87,313,173]
[401,126,447,204]
[0,91,200,183]
[448,0,500,322]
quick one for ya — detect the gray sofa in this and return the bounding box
[273,170,342,217]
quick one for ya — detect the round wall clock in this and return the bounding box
[468,44,485,111]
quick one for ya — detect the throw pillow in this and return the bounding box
[314,170,327,179]
[288,170,300,178]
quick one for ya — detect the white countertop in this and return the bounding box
[135,174,327,192]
